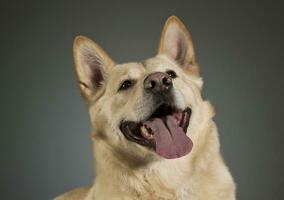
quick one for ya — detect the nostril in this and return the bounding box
[150,80,156,88]
[162,77,172,86]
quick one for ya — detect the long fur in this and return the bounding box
[55,16,236,200]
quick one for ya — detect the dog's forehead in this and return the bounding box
[109,56,176,82]
[143,56,175,71]
[109,62,145,81]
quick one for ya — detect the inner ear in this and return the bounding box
[73,36,114,101]
[78,46,105,88]
[90,68,104,88]
[158,16,198,75]
[166,29,189,65]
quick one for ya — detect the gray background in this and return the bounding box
[1,0,283,199]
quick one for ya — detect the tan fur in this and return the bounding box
[55,16,236,200]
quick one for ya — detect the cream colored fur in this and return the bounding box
[55,16,236,200]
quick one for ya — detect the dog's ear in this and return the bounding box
[158,16,199,76]
[73,36,115,102]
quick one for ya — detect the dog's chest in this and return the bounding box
[134,187,193,200]
[134,174,194,200]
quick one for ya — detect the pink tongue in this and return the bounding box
[143,116,193,159]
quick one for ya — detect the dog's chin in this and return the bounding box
[120,104,193,159]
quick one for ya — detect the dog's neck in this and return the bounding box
[92,141,194,199]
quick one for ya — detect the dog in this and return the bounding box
[55,16,236,200]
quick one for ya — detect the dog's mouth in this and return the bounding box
[120,104,193,159]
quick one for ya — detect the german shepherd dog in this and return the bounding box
[55,16,236,200]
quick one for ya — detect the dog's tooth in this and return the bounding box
[140,126,153,139]
[172,112,182,125]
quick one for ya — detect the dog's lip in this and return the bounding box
[119,106,192,148]
[120,121,154,147]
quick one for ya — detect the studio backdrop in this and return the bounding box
[0,0,283,199]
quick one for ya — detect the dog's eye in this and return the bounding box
[166,70,177,78]
[119,80,133,91]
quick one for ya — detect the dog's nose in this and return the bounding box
[144,72,172,93]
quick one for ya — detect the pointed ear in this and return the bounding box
[73,36,115,102]
[158,16,199,76]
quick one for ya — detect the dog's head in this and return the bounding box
[73,16,212,163]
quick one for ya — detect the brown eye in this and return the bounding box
[166,70,177,78]
[119,80,133,91]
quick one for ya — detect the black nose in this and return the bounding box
[144,72,173,93]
